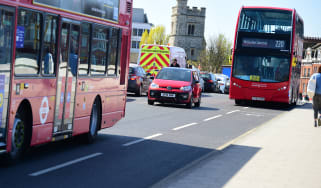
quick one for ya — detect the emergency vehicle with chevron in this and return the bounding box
[138,44,187,76]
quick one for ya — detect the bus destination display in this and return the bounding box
[242,38,287,50]
[33,0,119,21]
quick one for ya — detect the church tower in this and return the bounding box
[169,0,206,62]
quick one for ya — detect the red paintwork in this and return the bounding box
[148,70,202,104]
[2,0,132,153]
[229,6,303,104]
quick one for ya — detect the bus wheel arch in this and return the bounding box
[9,100,33,161]
[86,95,102,143]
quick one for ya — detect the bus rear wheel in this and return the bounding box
[85,98,101,144]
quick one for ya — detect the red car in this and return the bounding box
[148,67,202,108]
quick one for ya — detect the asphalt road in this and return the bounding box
[0,93,294,188]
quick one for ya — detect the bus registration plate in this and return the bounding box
[161,93,176,98]
[252,97,265,101]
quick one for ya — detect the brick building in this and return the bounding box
[300,40,321,98]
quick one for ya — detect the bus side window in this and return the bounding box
[42,15,58,76]
[107,27,120,76]
[79,23,91,75]
[15,9,42,75]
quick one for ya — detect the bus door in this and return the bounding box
[0,6,14,147]
[53,19,79,139]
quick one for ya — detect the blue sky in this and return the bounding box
[133,0,321,42]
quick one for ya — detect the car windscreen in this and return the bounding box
[200,74,211,80]
[129,67,136,74]
[156,69,191,82]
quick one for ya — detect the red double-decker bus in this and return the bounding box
[230,6,304,105]
[0,0,132,160]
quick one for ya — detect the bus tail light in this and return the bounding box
[233,82,242,88]
[207,80,214,83]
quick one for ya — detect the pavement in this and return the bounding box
[152,102,321,188]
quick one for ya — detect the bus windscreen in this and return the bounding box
[238,9,292,34]
[232,54,290,83]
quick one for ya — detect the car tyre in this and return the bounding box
[148,100,154,105]
[186,95,193,109]
[195,94,201,107]
[136,85,142,97]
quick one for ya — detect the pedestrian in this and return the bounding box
[312,66,321,127]
[170,59,180,67]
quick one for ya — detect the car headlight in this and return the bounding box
[150,83,159,89]
[180,86,192,91]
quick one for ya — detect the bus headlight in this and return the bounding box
[233,82,242,88]
[277,86,287,91]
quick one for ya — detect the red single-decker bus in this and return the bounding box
[0,0,133,161]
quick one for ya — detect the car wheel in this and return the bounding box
[235,99,244,105]
[136,85,142,97]
[186,95,193,109]
[195,94,201,107]
[148,100,154,105]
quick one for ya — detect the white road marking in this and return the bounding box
[29,153,103,176]
[122,133,163,147]
[172,123,198,131]
[245,113,264,117]
[243,107,249,109]
[226,110,240,115]
[203,115,223,122]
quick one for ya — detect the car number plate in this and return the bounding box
[161,93,176,97]
[252,97,265,101]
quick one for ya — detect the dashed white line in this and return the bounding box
[172,123,198,131]
[122,133,163,147]
[243,107,249,109]
[29,152,103,176]
[226,110,240,115]
[203,115,222,122]
[245,113,264,117]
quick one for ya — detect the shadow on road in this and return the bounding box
[235,100,298,111]
[0,133,260,188]
[154,103,219,111]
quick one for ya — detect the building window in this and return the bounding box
[133,28,137,36]
[138,29,143,36]
[304,68,306,77]
[188,24,195,35]
[303,83,305,92]
[131,41,140,49]
[191,48,195,57]
[308,68,310,77]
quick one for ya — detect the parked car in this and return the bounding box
[127,64,152,96]
[148,67,202,108]
[214,74,230,94]
[200,72,219,92]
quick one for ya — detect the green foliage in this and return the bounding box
[197,34,232,73]
[141,25,168,46]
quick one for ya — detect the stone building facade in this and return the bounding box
[169,0,206,62]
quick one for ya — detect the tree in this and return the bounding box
[143,25,168,45]
[139,30,149,48]
[198,34,232,72]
